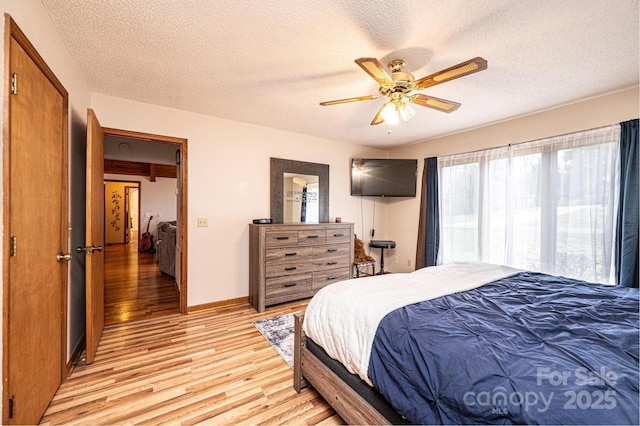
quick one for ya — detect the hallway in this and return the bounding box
[104,243,179,325]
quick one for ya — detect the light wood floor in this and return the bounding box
[104,243,180,325]
[41,299,342,425]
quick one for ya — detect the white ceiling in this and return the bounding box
[41,0,639,149]
[104,135,179,165]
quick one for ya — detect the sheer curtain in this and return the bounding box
[438,125,620,284]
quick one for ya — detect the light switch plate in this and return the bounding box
[197,218,208,227]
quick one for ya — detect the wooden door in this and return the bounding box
[85,109,105,364]
[3,18,68,424]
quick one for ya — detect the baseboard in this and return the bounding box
[187,296,249,313]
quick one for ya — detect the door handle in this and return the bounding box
[56,252,72,262]
[76,245,103,254]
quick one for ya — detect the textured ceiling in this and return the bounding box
[41,0,639,148]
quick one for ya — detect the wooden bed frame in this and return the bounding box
[293,311,392,425]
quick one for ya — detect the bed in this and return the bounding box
[293,262,639,425]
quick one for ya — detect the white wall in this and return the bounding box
[91,94,387,306]
[138,177,178,240]
[387,87,640,273]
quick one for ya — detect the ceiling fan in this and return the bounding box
[320,57,487,125]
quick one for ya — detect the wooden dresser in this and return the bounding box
[249,222,354,312]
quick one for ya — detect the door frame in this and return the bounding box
[2,15,69,422]
[103,127,188,313]
[123,184,140,244]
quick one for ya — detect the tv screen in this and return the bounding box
[351,158,417,197]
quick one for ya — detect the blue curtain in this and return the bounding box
[616,119,639,288]
[425,157,439,267]
[415,157,439,268]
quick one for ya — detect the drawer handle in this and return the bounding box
[333,233,344,237]
[327,276,338,280]
[307,235,319,239]
[327,249,338,253]
[327,261,338,265]
[285,253,297,257]
[276,236,290,240]
[285,266,297,271]
[284,283,297,288]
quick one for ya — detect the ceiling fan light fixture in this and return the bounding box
[322,56,487,125]
[380,102,400,125]
[399,102,416,121]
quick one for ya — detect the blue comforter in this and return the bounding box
[368,272,639,425]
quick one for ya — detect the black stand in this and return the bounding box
[369,240,396,274]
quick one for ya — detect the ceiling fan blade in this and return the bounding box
[319,94,380,106]
[410,94,461,113]
[415,57,487,89]
[354,58,394,86]
[370,103,386,125]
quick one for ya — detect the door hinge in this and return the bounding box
[10,236,17,257]
[9,395,15,419]
[10,73,17,95]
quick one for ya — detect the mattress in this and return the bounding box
[303,263,639,424]
[303,262,521,385]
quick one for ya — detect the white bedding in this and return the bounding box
[303,262,520,385]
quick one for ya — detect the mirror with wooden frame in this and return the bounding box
[270,158,329,223]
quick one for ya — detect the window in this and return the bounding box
[438,125,620,284]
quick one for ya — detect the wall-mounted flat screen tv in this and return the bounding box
[351,158,418,197]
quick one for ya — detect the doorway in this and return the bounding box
[125,185,139,244]
[102,129,188,322]
[105,180,140,245]
[103,175,178,324]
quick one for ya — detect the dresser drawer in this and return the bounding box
[313,268,351,290]
[312,243,351,267]
[265,274,313,305]
[265,246,312,264]
[265,231,298,247]
[297,229,325,245]
[325,226,351,243]
[265,259,313,278]
[312,256,350,271]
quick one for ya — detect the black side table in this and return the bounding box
[369,240,396,274]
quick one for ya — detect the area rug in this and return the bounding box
[253,313,295,368]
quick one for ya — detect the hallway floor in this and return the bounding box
[104,242,180,325]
